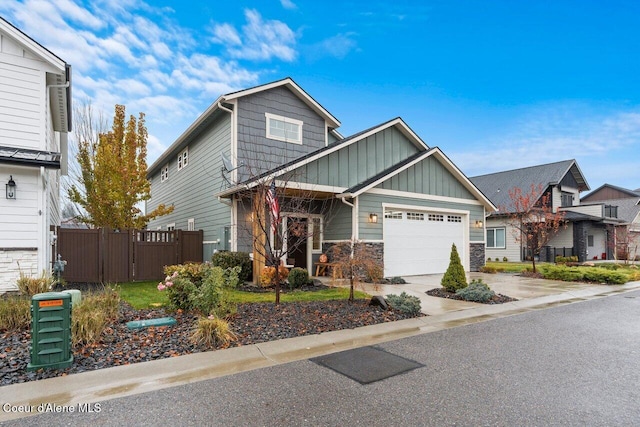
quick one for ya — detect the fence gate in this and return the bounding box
[54,228,203,283]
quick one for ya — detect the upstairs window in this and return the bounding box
[265,113,303,144]
[160,164,169,182]
[178,148,188,170]
[561,191,574,207]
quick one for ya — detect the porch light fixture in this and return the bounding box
[474,220,483,228]
[6,176,16,199]
[369,213,378,223]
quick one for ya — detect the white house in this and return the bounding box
[0,17,71,292]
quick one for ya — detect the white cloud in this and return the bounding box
[280,0,297,10]
[212,23,242,46]
[214,9,297,62]
[312,33,358,60]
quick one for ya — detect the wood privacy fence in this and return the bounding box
[53,227,203,283]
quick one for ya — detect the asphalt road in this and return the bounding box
[5,289,640,426]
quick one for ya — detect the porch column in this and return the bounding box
[252,192,266,284]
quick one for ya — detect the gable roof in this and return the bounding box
[469,159,589,212]
[0,17,71,133]
[216,117,428,198]
[581,183,640,202]
[149,77,340,174]
[337,147,496,211]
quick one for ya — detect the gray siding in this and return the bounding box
[358,193,485,241]
[323,199,352,241]
[379,156,476,200]
[291,127,420,188]
[236,86,327,180]
[147,114,232,259]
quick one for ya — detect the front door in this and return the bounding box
[287,217,308,269]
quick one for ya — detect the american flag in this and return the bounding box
[265,180,280,234]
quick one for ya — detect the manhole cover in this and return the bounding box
[310,346,424,384]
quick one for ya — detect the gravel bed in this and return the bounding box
[1,298,419,386]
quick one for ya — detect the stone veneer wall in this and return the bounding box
[469,243,485,272]
[321,241,384,278]
[573,221,589,262]
[0,248,38,293]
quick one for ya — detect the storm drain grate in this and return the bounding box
[310,346,424,385]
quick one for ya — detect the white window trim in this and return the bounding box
[265,112,303,145]
[167,223,175,231]
[161,163,169,182]
[177,148,188,171]
[487,227,506,249]
[187,218,195,231]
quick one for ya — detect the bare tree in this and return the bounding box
[327,240,382,302]
[235,166,337,304]
[504,184,567,273]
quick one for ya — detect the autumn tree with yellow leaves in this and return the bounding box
[69,104,173,229]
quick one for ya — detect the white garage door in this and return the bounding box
[384,209,466,277]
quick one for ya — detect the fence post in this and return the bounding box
[176,230,183,264]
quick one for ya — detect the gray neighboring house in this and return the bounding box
[470,159,631,263]
[146,78,495,278]
[581,184,640,260]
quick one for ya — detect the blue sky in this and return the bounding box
[2,0,639,192]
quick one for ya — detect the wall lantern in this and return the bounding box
[474,220,483,228]
[369,213,378,223]
[6,176,16,200]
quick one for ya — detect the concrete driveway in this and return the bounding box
[326,272,610,315]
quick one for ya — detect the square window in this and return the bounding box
[487,228,506,249]
[428,214,444,222]
[448,215,462,223]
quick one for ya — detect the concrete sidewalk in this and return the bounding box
[2,275,640,422]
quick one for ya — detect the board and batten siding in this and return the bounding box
[236,86,328,180]
[147,114,232,260]
[291,126,420,189]
[378,156,476,201]
[357,193,485,241]
[322,199,352,241]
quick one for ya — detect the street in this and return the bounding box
[5,289,640,426]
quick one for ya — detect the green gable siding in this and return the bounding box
[357,193,485,241]
[379,156,476,200]
[290,126,421,188]
[323,200,352,241]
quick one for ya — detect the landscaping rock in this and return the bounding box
[369,295,389,310]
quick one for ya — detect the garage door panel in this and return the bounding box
[383,211,465,277]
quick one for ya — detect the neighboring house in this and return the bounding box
[146,78,495,278]
[581,184,640,260]
[470,159,629,263]
[0,17,71,293]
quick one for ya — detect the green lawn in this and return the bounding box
[116,281,369,309]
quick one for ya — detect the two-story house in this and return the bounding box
[581,184,640,260]
[146,78,495,279]
[470,159,626,263]
[0,17,71,293]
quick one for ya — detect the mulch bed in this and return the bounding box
[426,288,518,304]
[0,288,420,387]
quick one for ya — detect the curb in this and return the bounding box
[1,281,639,422]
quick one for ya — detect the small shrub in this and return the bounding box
[456,280,495,303]
[495,258,500,262]
[16,271,52,296]
[189,267,226,316]
[387,276,407,284]
[555,256,579,264]
[364,264,384,283]
[487,257,492,262]
[211,251,252,282]
[540,265,584,282]
[582,268,627,285]
[164,263,209,287]
[502,257,508,262]
[386,292,421,316]
[162,276,197,311]
[441,243,467,292]
[259,265,289,287]
[190,316,237,347]
[288,267,310,289]
[480,265,497,274]
[0,297,31,331]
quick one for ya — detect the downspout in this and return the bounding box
[217,101,237,251]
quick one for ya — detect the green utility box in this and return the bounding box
[27,292,73,371]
